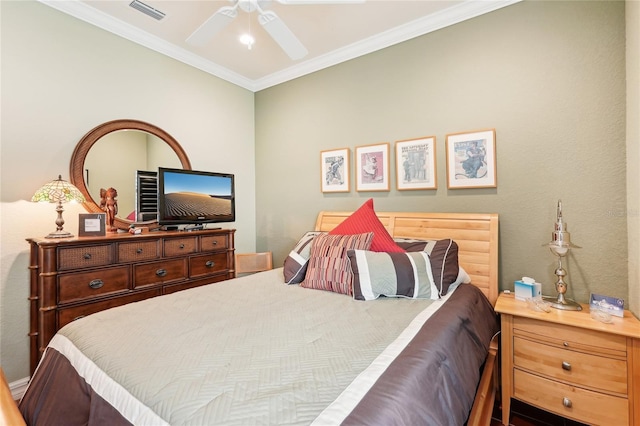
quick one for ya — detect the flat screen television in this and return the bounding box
[158,167,235,226]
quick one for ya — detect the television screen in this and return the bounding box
[158,167,235,226]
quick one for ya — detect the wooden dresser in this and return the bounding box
[26,228,235,373]
[495,292,640,426]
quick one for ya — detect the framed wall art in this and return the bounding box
[395,136,437,190]
[356,143,390,192]
[321,148,350,193]
[78,213,106,237]
[446,129,497,189]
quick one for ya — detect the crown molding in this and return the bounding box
[38,0,255,89]
[253,0,521,91]
[39,0,521,92]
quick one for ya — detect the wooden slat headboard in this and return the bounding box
[314,211,499,306]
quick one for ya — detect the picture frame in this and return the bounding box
[79,213,106,237]
[356,143,390,192]
[445,129,497,189]
[321,148,350,193]
[395,136,437,190]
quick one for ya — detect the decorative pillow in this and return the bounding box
[348,250,439,301]
[283,231,325,284]
[452,266,472,290]
[394,238,460,296]
[329,198,405,253]
[301,232,374,295]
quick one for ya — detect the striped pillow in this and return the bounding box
[348,250,439,301]
[301,233,374,295]
[283,231,325,284]
[394,238,460,296]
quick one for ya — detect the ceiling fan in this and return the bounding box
[187,0,365,61]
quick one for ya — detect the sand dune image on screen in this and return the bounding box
[163,192,232,219]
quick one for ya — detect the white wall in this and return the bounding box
[0,1,256,381]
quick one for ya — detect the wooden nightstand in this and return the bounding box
[495,292,640,426]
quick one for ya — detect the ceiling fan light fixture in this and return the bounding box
[240,33,255,49]
[189,0,342,59]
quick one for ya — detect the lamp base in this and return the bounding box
[45,229,74,239]
[542,295,583,311]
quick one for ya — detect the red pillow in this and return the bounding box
[329,199,405,253]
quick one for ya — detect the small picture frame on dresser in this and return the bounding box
[79,213,106,237]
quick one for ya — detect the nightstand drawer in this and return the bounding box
[514,369,628,425]
[513,316,627,356]
[514,336,627,394]
[496,293,640,426]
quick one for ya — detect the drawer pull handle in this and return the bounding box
[562,361,571,371]
[84,253,92,260]
[73,315,86,322]
[563,397,572,408]
[205,260,215,268]
[563,341,569,347]
[136,248,143,254]
[179,244,185,249]
[88,279,104,289]
[156,269,167,277]
[212,241,218,246]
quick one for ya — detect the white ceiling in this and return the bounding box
[40,0,520,92]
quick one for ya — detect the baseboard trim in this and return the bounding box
[10,377,29,401]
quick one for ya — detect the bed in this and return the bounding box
[19,209,499,426]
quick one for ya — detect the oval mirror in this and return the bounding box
[70,119,191,231]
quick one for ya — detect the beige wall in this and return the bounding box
[0,1,256,381]
[256,1,629,307]
[627,0,640,315]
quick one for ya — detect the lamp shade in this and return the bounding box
[31,175,85,204]
[32,175,85,238]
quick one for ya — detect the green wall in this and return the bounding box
[255,1,627,304]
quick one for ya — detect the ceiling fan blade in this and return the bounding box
[187,6,238,46]
[258,10,308,60]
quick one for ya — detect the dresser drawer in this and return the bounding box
[58,266,130,304]
[514,368,628,425]
[163,273,228,294]
[164,237,197,257]
[190,252,228,278]
[58,244,114,270]
[514,336,627,394]
[58,288,162,328]
[118,240,159,262]
[513,316,627,356]
[200,234,228,251]
[133,258,188,288]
